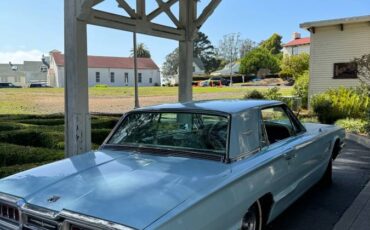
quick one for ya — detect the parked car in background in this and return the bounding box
[29,82,52,88]
[0,83,22,88]
[209,77,230,86]
[0,100,345,230]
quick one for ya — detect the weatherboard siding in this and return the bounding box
[309,22,370,97]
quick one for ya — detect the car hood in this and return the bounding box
[0,150,231,229]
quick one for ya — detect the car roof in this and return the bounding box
[134,99,282,114]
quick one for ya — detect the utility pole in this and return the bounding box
[133,31,140,108]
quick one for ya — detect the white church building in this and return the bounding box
[48,50,160,87]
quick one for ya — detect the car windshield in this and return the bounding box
[107,112,229,155]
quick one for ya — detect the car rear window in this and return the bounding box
[108,112,229,155]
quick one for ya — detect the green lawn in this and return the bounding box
[0,86,293,114]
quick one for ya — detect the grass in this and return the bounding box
[0,114,120,178]
[0,86,293,114]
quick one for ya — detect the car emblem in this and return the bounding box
[47,195,61,203]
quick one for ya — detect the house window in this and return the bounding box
[96,72,100,83]
[149,78,153,84]
[138,73,142,83]
[124,73,129,84]
[110,72,115,83]
[333,62,357,79]
[292,46,299,55]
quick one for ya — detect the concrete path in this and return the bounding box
[267,140,370,230]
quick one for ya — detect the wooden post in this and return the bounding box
[64,0,91,157]
[178,0,196,102]
[133,31,140,108]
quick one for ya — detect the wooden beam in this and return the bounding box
[136,0,145,19]
[64,0,91,157]
[116,0,136,18]
[147,0,178,21]
[178,0,196,102]
[87,9,185,40]
[156,0,181,28]
[194,0,221,29]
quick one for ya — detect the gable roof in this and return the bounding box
[283,37,310,47]
[51,51,159,70]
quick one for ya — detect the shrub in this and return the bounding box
[311,87,370,124]
[0,143,63,167]
[244,90,265,99]
[264,87,282,100]
[310,95,342,124]
[92,129,111,145]
[0,122,23,131]
[0,163,43,178]
[92,117,119,129]
[19,119,64,126]
[0,130,64,149]
[335,119,368,134]
[293,71,309,108]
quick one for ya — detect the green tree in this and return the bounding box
[280,53,310,79]
[259,33,283,55]
[131,43,151,58]
[193,32,220,73]
[293,71,309,108]
[162,48,179,78]
[239,48,280,75]
[353,53,370,84]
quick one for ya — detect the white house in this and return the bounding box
[300,15,370,97]
[165,58,205,85]
[48,50,160,87]
[282,32,310,56]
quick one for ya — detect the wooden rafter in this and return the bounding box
[116,0,136,18]
[155,0,180,28]
[195,0,221,29]
[88,9,185,40]
[147,0,178,21]
[78,0,221,41]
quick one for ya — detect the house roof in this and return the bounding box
[300,15,370,29]
[193,58,205,70]
[51,51,159,70]
[283,37,310,47]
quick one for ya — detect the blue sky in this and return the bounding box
[0,0,369,66]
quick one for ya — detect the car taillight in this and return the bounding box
[0,202,20,223]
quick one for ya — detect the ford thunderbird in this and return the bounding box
[0,100,345,230]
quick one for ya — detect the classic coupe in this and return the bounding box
[0,100,345,230]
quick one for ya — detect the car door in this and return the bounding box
[260,105,318,216]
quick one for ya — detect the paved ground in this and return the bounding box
[267,140,370,230]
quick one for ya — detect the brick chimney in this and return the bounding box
[292,32,301,40]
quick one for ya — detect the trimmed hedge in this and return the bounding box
[92,129,111,145]
[0,130,64,149]
[0,143,63,166]
[0,163,44,178]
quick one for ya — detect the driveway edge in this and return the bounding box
[333,133,370,230]
[345,133,370,149]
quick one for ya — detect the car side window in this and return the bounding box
[261,106,296,144]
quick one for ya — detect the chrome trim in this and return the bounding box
[60,210,135,230]
[0,219,18,230]
[21,203,59,220]
[0,193,19,204]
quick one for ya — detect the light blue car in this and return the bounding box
[0,100,345,230]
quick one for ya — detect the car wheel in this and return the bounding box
[319,158,333,186]
[241,200,263,230]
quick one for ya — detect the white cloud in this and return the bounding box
[0,50,45,64]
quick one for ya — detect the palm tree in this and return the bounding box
[131,43,151,58]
